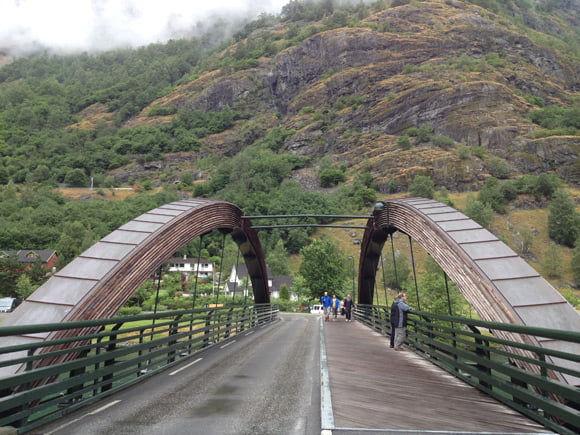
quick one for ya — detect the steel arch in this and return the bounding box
[360,198,580,385]
[0,199,269,377]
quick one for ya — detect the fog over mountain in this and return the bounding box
[0,0,290,55]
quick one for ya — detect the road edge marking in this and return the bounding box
[320,317,334,432]
[168,357,203,376]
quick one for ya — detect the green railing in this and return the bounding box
[354,304,580,435]
[0,304,278,433]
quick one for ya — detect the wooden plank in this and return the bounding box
[324,319,552,433]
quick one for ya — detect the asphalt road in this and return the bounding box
[33,313,322,435]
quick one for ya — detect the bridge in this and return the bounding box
[0,198,578,434]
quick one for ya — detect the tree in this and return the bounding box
[478,177,506,213]
[542,242,562,278]
[279,284,290,300]
[299,238,346,300]
[409,175,434,199]
[464,196,494,228]
[15,274,36,300]
[381,251,411,290]
[548,189,580,247]
[485,156,511,179]
[516,226,534,256]
[416,259,464,316]
[572,240,580,288]
[397,135,411,149]
[267,239,291,276]
[64,168,88,187]
[0,256,22,298]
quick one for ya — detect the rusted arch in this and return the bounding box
[359,198,580,384]
[3,199,269,329]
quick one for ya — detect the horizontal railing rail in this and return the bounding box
[354,304,580,435]
[0,304,278,433]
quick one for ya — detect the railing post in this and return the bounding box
[167,315,181,365]
[137,327,147,375]
[102,324,121,392]
[240,306,247,332]
[510,371,529,408]
[224,308,234,339]
[203,310,213,348]
[470,326,492,391]
[66,350,89,404]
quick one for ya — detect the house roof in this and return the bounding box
[226,282,247,292]
[233,263,272,279]
[167,257,214,265]
[271,276,294,291]
[226,274,294,292]
[0,250,57,263]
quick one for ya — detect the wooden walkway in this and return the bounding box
[323,318,553,434]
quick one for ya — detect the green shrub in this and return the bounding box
[406,126,433,144]
[409,175,434,199]
[116,306,143,316]
[456,145,471,160]
[397,135,412,149]
[431,135,455,148]
[148,106,177,116]
[319,168,346,187]
[485,156,511,179]
[471,146,486,159]
[464,196,494,228]
[485,52,507,68]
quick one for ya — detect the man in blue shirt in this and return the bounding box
[320,291,332,322]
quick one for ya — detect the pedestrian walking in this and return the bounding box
[331,294,341,320]
[320,291,332,322]
[343,294,354,322]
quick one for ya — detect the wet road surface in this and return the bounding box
[34,313,321,435]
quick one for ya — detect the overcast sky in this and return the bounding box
[0,0,290,55]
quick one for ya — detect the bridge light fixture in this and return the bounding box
[374,202,385,211]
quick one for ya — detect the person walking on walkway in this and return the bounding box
[394,292,412,351]
[343,294,354,322]
[389,295,401,348]
[321,291,332,322]
[331,294,341,320]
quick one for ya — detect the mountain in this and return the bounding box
[116,0,580,191]
[0,0,579,193]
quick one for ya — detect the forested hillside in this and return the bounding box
[0,0,579,303]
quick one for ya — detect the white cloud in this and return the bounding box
[0,0,290,55]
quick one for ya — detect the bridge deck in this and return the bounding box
[324,319,552,433]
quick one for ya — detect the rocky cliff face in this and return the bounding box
[123,0,580,190]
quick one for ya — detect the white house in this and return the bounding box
[167,255,214,279]
[227,264,296,300]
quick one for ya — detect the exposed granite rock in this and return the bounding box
[120,0,580,188]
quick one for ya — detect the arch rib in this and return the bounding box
[0,199,269,378]
[360,198,580,385]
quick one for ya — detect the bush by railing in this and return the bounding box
[354,304,580,435]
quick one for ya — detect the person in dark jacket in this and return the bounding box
[389,295,400,348]
[343,294,355,322]
[394,292,412,351]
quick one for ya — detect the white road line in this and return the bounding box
[88,400,122,415]
[220,340,236,349]
[45,400,121,434]
[168,358,203,376]
[320,317,334,431]
[244,331,255,336]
